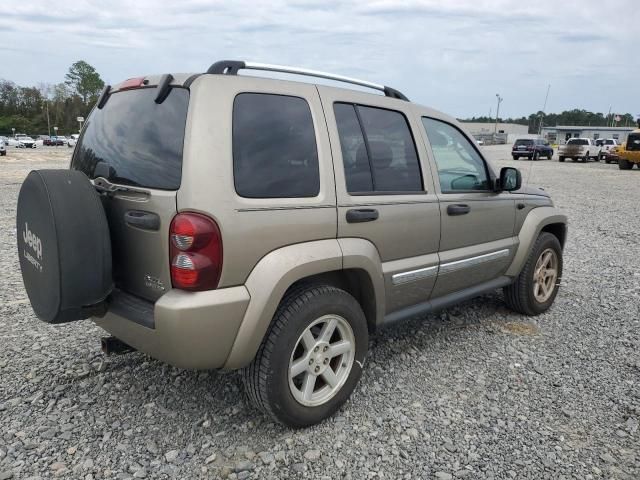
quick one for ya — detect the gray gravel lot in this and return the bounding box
[1,145,639,479]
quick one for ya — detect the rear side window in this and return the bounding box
[71,88,189,190]
[233,93,319,198]
[334,103,422,193]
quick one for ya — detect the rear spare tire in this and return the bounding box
[17,170,112,324]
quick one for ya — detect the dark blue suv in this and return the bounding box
[512,138,554,160]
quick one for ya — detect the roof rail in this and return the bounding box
[206,60,409,101]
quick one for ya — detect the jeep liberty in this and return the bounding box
[17,61,567,427]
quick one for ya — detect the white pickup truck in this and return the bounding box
[558,138,598,163]
[596,138,618,162]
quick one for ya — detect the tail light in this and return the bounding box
[169,212,222,291]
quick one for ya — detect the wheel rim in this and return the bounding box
[288,314,356,407]
[533,248,558,303]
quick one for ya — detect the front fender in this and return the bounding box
[505,206,568,277]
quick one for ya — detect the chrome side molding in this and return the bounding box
[439,249,510,275]
[392,265,438,286]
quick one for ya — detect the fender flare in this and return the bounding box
[223,238,384,370]
[505,206,568,277]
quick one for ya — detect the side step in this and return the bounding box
[101,336,136,355]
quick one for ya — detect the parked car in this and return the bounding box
[613,127,640,170]
[16,61,568,427]
[597,138,618,161]
[558,138,597,162]
[15,134,36,148]
[67,134,80,148]
[512,138,554,160]
[0,136,8,146]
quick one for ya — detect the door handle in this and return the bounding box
[346,208,379,223]
[124,210,160,231]
[447,204,471,216]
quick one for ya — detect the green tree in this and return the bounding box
[64,60,105,105]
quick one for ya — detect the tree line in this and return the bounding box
[0,61,104,136]
[460,110,637,133]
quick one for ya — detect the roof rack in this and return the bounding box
[206,60,409,101]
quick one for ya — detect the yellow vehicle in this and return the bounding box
[614,125,640,170]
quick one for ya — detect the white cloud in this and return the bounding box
[0,0,638,117]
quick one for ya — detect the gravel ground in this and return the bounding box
[1,145,639,480]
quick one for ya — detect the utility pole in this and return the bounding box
[538,84,551,136]
[494,94,503,136]
[45,101,51,137]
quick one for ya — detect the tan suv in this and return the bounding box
[17,61,567,427]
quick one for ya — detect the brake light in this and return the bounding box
[169,212,223,291]
[120,77,146,90]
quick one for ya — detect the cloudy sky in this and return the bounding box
[1,0,638,118]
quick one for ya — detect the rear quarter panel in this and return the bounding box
[179,76,337,288]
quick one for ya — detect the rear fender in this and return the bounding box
[223,238,384,370]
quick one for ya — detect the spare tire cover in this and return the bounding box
[17,170,112,323]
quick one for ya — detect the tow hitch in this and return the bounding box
[101,336,135,355]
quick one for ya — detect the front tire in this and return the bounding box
[504,232,563,316]
[243,284,368,427]
[619,158,633,170]
[558,156,565,162]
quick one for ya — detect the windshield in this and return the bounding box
[71,87,189,190]
[567,139,588,146]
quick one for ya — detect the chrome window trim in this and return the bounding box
[391,265,438,286]
[439,249,510,275]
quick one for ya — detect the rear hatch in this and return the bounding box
[513,139,533,152]
[71,85,189,302]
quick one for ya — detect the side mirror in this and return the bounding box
[498,167,522,192]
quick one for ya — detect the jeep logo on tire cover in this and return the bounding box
[22,222,43,271]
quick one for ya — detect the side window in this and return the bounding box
[334,103,422,193]
[233,93,319,198]
[421,117,490,193]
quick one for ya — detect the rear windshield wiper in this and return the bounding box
[93,176,143,195]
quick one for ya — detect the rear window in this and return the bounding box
[567,139,588,146]
[71,88,189,190]
[604,139,615,145]
[514,139,534,146]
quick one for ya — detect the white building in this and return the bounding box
[541,126,635,144]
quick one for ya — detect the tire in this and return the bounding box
[619,158,633,170]
[558,156,565,162]
[17,170,112,324]
[503,232,563,316]
[512,156,519,160]
[531,152,538,161]
[547,151,553,160]
[582,152,589,163]
[243,284,368,427]
[605,158,611,164]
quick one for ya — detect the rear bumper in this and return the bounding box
[94,286,250,370]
